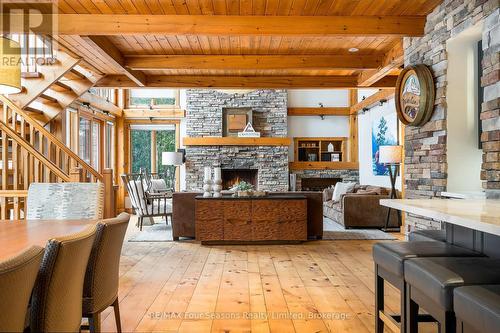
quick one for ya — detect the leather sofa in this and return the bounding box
[323,185,400,229]
[172,191,324,240]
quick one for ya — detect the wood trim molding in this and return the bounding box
[289,161,359,170]
[11,14,426,36]
[349,89,395,115]
[183,137,291,146]
[123,108,185,118]
[287,107,350,116]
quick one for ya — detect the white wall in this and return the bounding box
[287,89,349,107]
[287,89,350,161]
[179,89,187,190]
[446,23,483,192]
[358,98,402,190]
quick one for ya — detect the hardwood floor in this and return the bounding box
[97,223,436,332]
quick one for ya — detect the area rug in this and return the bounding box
[322,218,397,240]
[128,223,173,242]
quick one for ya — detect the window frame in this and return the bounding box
[125,89,180,109]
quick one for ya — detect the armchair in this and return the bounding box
[121,173,172,231]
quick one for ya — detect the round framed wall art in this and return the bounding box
[395,64,435,127]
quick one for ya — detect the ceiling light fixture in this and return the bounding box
[0,37,22,94]
[348,47,359,53]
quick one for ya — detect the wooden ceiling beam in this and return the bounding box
[81,36,146,87]
[358,41,404,87]
[4,14,426,36]
[96,75,398,89]
[349,89,395,115]
[125,55,384,70]
[287,107,351,116]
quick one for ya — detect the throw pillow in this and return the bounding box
[332,182,356,201]
[323,187,334,202]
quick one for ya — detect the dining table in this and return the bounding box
[0,219,99,261]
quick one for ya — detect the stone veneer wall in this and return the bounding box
[185,89,289,191]
[293,169,359,191]
[404,0,499,231]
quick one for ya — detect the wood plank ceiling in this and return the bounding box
[53,0,443,88]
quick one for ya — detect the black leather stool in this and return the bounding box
[404,258,500,333]
[372,242,482,333]
[454,285,500,333]
[408,229,446,242]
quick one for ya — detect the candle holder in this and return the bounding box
[212,167,222,198]
[203,179,213,197]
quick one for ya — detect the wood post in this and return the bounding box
[69,167,84,182]
[102,168,116,218]
[349,89,359,163]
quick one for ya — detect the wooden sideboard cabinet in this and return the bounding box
[195,195,307,244]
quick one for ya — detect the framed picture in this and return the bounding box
[372,108,398,176]
[395,64,435,127]
[222,108,252,137]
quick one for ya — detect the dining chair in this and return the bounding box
[26,183,104,220]
[29,225,97,333]
[0,246,44,332]
[82,212,130,333]
[121,173,172,230]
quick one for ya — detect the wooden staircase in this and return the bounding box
[0,95,113,220]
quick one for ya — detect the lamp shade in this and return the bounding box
[0,38,21,94]
[379,145,402,164]
[162,152,183,166]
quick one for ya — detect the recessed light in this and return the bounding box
[348,47,359,53]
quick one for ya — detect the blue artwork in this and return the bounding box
[372,111,398,176]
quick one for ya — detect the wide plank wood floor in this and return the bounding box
[96,223,436,333]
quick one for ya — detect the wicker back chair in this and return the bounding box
[0,246,44,332]
[121,173,172,230]
[27,183,104,220]
[82,213,130,333]
[29,225,97,333]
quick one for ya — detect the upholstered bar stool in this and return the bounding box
[404,257,500,333]
[372,241,482,333]
[454,285,500,333]
[408,229,446,242]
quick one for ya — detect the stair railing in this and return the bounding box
[0,95,103,183]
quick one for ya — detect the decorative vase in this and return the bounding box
[203,166,212,197]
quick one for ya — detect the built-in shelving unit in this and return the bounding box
[291,137,357,170]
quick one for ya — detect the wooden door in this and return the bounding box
[223,200,252,240]
[195,200,224,241]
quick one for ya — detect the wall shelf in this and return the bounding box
[289,161,359,170]
[183,137,291,146]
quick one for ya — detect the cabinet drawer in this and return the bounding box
[195,200,224,241]
[223,200,252,240]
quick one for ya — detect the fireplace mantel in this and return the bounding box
[183,137,291,146]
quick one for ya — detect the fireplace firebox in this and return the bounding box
[300,177,342,191]
[221,169,258,190]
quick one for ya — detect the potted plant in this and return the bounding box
[229,181,254,197]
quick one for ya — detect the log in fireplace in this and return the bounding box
[221,169,258,190]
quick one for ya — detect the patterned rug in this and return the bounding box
[322,218,397,240]
[127,221,173,242]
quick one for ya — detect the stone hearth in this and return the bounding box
[185,89,289,191]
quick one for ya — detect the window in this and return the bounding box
[105,122,114,169]
[79,117,91,165]
[92,122,100,170]
[89,88,116,104]
[128,89,178,108]
[78,115,104,172]
[130,124,177,190]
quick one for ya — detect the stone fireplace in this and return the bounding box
[185,89,289,191]
[221,169,258,190]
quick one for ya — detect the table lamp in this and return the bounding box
[162,151,184,191]
[379,145,403,230]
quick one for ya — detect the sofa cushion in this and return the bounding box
[332,182,356,201]
[322,187,334,202]
[353,189,380,195]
